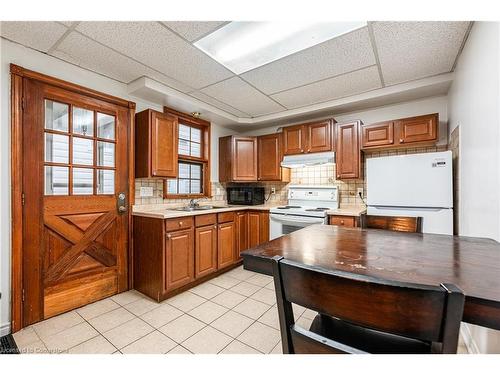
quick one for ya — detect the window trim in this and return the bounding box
[163,107,211,199]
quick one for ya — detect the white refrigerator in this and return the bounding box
[366,151,453,235]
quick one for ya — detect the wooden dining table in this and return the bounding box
[241,224,500,331]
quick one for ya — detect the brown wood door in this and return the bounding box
[397,114,438,145]
[195,224,217,278]
[361,121,394,149]
[235,211,249,259]
[335,121,361,180]
[218,221,236,268]
[22,78,130,324]
[248,211,268,248]
[258,133,282,181]
[283,125,306,155]
[165,228,194,292]
[151,111,178,177]
[232,137,258,181]
[307,121,332,153]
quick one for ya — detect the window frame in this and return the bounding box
[163,107,211,199]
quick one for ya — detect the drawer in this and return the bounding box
[329,215,356,228]
[218,211,235,223]
[195,214,217,227]
[166,217,194,232]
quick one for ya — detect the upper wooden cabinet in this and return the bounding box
[219,136,258,182]
[335,121,362,180]
[282,119,335,155]
[135,109,178,178]
[361,114,438,150]
[257,133,290,181]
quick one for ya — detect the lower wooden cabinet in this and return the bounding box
[235,211,249,258]
[218,221,236,269]
[328,215,358,228]
[165,228,194,292]
[195,224,218,278]
[248,211,270,248]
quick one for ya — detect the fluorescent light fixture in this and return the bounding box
[194,21,367,74]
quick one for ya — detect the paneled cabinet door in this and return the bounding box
[361,122,394,149]
[258,133,282,181]
[283,125,306,155]
[218,221,236,269]
[308,121,332,153]
[151,111,178,177]
[195,225,218,278]
[235,211,249,259]
[397,114,438,145]
[233,137,258,181]
[164,228,194,292]
[248,211,269,248]
[336,121,361,180]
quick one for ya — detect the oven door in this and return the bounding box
[270,213,326,240]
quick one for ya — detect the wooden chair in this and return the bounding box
[360,214,423,233]
[272,256,464,354]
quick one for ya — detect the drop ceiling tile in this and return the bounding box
[241,27,375,95]
[75,21,233,89]
[189,91,251,117]
[51,32,193,92]
[162,21,227,42]
[0,21,67,52]
[372,21,470,85]
[200,77,285,116]
[271,66,382,109]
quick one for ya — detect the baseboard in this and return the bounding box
[0,322,11,337]
[460,323,480,354]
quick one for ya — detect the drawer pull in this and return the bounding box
[179,221,183,226]
[340,220,344,225]
[167,234,171,238]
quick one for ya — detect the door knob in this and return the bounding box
[117,192,127,214]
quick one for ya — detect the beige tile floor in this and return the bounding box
[12,265,469,354]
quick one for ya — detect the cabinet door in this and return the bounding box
[151,111,178,177]
[259,212,270,244]
[336,121,361,180]
[195,225,218,278]
[235,211,249,259]
[165,228,194,292]
[218,221,236,269]
[248,211,269,247]
[258,134,282,181]
[232,137,258,181]
[397,114,438,145]
[308,121,332,153]
[361,122,394,149]
[283,125,306,155]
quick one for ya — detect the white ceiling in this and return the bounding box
[1,21,471,126]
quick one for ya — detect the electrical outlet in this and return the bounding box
[140,186,154,197]
[357,188,364,199]
[271,187,276,194]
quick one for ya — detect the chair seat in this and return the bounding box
[309,314,432,354]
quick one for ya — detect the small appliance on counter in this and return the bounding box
[366,150,453,235]
[270,185,339,240]
[226,186,265,205]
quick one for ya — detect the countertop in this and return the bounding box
[326,206,366,217]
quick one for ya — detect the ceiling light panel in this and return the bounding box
[194,21,367,74]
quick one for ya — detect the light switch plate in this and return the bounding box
[140,186,154,197]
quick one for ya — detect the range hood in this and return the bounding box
[281,151,335,168]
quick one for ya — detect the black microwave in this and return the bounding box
[226,186,265,205]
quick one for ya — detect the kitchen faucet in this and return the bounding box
[188,198,204,208]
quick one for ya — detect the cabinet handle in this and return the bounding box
[300,149,304,153]
[214,225,217,229]
[340,220,344,225]
[400,138,404,143]
[307,148,310,152]
[167,233,171,238]
[179,221,183,226]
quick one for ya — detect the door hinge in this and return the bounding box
[22,288,25,302]
[21,192,25,206]
[21,97,25,110]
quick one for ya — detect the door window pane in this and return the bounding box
[97,141,115,167]
[73,107,94,136]
[45,166,69,195]
[72,137,94,165]
[73,168,94,195]
[97,113,115,140]
[45,133,69,163]
[97,169,114,194]
[45,100,68,132]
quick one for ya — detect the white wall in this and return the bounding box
[242,96,449,146]
[447,22,500,353]
[0,38,230,335]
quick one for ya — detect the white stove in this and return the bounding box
[270,185,339,239]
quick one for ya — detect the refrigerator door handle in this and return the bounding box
[369,205,452,211]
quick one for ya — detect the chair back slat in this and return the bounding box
[290,325,367,354]
[361,214,422,233]
[280,259,448,342]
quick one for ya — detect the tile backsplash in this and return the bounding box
[134,145,449,207]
